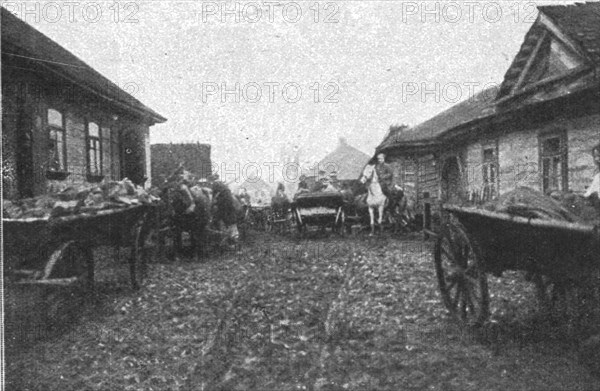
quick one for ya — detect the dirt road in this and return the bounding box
[6,230,599,390]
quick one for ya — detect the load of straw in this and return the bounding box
[483,187,599,224]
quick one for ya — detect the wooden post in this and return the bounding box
[423,191,431,240]
[423,202,431,240]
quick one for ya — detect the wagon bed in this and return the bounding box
[4,204,155,290]
[433,204,600,325]
[292,192,346,234]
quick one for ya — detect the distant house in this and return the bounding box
[150,143,212,187]
[318,137,370,190]
[1,9,166,198]
[377,2,600,233]
[231,177,272,206]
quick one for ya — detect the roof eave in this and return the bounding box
[377,139,440,153]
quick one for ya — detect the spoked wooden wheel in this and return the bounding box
[434,222,489,326]
[294,209,305,234]
[43,241,93,328]
[335,209,346,236]
[532,273,561,314]
[265,215,274,233]
[129,226,148,290]
[46,240,93,287]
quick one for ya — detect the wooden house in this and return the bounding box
[377,2,600,234]
[1,8,166,199]
[150,143,212,187]
[376,89,496,229]
[318,137,371,191]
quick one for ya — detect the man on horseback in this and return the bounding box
[375,152,394,199]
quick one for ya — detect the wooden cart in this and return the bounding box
[3,204,155,290]
[291,192,346,235]
[433,204,600,325]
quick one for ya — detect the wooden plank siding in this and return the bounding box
[388,152,441,217]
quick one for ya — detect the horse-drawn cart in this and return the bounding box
[433,204,600,326]
[4,204,156,291]
[292,192,346,235]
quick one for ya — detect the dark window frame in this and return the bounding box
[481,140,499,201]
[538,129,568,194]
[86,120,104,182]
[46,108,69,178]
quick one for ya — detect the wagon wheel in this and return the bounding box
[45,240,93,288]
[532,272,579,316]
[265,214,274,233]
[336,209,346,236]
[532,273,558,314]
[434,221,489,326]
[44,241,93,328]
[129,225,148,290]
[139,222,161,265]
[293,209,305,234]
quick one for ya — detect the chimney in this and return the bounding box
[339,137,347,146]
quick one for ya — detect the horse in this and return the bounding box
[386,185,415,233]
[359,164,388,235]
[211,182,245,246]
[161,180,211,262]
[270,192,291,233]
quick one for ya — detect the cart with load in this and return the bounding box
[4,204,156,290]
[433,203,600,326]
[292,192,346,235]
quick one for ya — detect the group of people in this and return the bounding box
[164,142,600,229]
[166,166,241,241]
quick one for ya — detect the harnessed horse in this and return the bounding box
[161,180,211,262]
[360,164,387,235]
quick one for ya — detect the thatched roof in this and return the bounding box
[377,87,498,152]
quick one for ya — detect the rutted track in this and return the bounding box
[6,230,599,390]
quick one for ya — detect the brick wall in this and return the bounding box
[150,143,212,187]
[2,66,150,198]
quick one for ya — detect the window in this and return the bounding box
[482,142,499,201]
[47,109,66,172]
[539,132,567,194]
[87,122,102,177]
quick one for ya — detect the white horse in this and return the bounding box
[360,164,387,235]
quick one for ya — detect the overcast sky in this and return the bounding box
[7,0,584,176]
